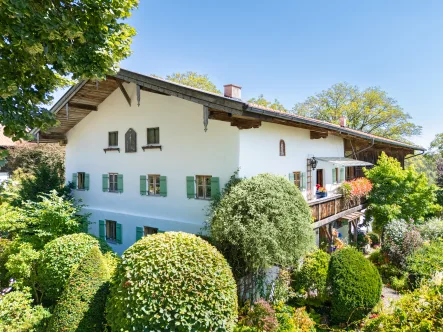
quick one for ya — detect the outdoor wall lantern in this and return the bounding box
[309,157,318,170]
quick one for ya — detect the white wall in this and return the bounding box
[238,122,345,198]
[66,83,239,254]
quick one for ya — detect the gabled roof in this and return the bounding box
[32,68,424,152]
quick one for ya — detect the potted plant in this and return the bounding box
[316,184,327,198]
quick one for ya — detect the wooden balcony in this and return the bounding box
[308,194,366,229]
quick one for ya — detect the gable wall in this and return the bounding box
[65,83,240,253]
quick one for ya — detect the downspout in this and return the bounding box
[404,150,425,159]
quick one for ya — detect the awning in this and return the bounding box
[315,157,373,167]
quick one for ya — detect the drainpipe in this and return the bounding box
[404,150,425,159]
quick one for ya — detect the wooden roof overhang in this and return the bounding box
[31,69,425,154]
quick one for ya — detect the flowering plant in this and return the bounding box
[341,177,372,207]
[316,184,327,193]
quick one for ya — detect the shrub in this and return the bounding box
[0,289,50,331]
[268,269,292,305]
[382,220,423,268]
[238,299,279,332]
[0,191,88,250]
[417,217,443,241]
[48,246,110,331]
[406,240,443,289]
[209,174,314,283]
[362,282,443,331]
[367,232,380,247]
[38,233,108,303]
[0,238,11,286]
[106,232,238,331]
[328,247,382,324]
[273,303,316,332]
[293,249,330,306]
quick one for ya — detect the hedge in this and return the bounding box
[106,232,238,331]
[38,233,111,303]
[328,247,382,324]
[48,246,110,331]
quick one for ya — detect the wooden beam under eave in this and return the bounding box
[67,102,98,111]
[310,131,328,139]
[117,80,131,107]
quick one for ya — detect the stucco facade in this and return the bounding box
[66,82,350,254]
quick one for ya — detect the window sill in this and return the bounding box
[106,239,119,244]
[142,145,162,151]
[104,147,120,153]
[106,191,122,194]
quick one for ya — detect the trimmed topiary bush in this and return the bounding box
[38,233,110,303]
[0,290,50,331]
[406,240,443,289]
[106,232,238,331]
[48,246,110,331]
[209,173,314,283]
[293,249,330,305]
[328,247,382,324]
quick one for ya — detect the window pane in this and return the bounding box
[144,226,158,235]
[106,220,116,241]
[109,132,118,146]
[197,176,203,185]
[197,185,204,198]
[154,128,159,143]
[147,128,159,144]
[78,172,85,190]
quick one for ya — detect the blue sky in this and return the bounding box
[80,1,443,147]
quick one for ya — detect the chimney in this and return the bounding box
[224,84,242,99]
[339,116,347,128]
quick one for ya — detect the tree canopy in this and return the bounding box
[0,0,138,139]
[364,153,439,233]
[165,72,221,94]
[248,94,286,112]
[292,83,421,141]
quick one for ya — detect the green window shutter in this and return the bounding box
[186,176,195,198]
[288,173,294,183]
[102,174,109,192]
[332,168,337,184]
[211,177,220,199]
[160,176,167,197]
[99,220,105,240]
[140,175,147,196]
[116,223,122,244]
[85,173,90,190]
[136,226,143,241]
[72,173,78,189]
[302,172,307,190]
[157,230,165,233]
[117,174,124,193]
[340,167,345,182]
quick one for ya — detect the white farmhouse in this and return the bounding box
[32,70,424,254]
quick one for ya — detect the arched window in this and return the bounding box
[125,128,137,153]
[279,139,286,156]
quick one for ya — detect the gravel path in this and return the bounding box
[381,286,402,308]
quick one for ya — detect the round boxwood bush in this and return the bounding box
[293,249,330,305]
[48,246,110,331]
[106,232,238,331]
[209,173,314,280]
[328,247,382,324]
[38,233,111,302]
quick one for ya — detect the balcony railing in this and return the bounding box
[308,194,365,224]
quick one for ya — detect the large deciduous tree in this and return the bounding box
[165,72,221,94]
[292,83,421,141]
[248,94,286,112]
[0,0,138,139]
[364,152,439,233]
